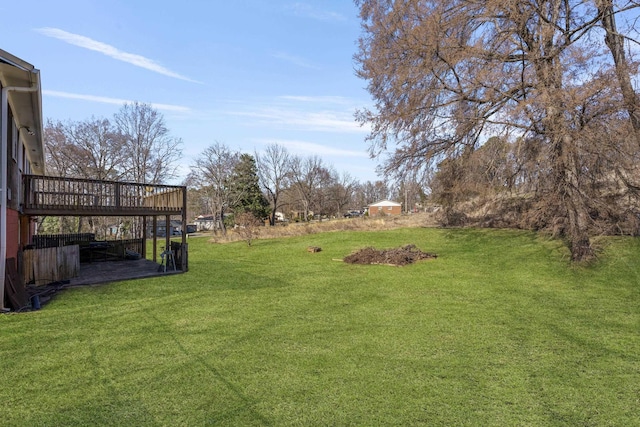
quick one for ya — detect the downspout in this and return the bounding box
[1,82,39,310]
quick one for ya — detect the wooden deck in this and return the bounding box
[22,174,186,216]
[21,174,190,272]
[19,175,190,307]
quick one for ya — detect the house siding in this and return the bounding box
[8,110,23,211]
[368,202,402,217]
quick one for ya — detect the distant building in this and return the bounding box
[367,200,402,217]
[194,215,215,231]
[147,219,183,237]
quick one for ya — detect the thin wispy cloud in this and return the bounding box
[43,90,192,113]
[271,51,319,69]
[229,106,368,134]
[224,95,370,133]
[255,139,368,158]
[278,95,353,105]
[35,27,201,83]
[288,3,346,22]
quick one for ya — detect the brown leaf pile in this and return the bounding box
[343,244,437,266]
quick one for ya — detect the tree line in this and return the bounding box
[46,102,183,183]
[41,104,424,237]
[187,141,426,233]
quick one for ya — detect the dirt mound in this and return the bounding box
[343,244,437,266]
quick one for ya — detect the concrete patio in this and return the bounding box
[24,258,182,310]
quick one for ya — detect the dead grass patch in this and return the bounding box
[206,213,438,244]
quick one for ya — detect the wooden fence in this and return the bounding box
[23,245,80,285]
[32,233,95,249]
[31,234,143,258]
[80,239,144,262]
[24,236,145,285]
[118,238,144,258]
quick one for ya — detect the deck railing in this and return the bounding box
[23,175,185,216]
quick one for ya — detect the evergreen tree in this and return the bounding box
[230,154,270,220]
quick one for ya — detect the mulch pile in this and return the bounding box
[343,244,437,266]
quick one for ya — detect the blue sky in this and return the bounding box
[2,1,380,183]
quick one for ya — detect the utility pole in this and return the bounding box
[404,187,408,214]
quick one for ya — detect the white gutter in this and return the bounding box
[0,83,39,310]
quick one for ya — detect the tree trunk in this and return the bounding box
[565,178,594,261]
[598,0,640,140]
[537,25,594,261]
[303,200,310,222]
[550,135,595,261]
[216,209,227,235]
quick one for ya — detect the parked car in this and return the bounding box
[344,210,363,218]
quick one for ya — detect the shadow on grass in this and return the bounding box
[141,307,274,425]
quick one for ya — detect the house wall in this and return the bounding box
[3,102,21,263]
[369,205,402,217]
[1,50,48,308]
[6,107,34,258]
[7,109,22,211]
[2,87,37,301]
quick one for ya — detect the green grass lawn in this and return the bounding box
[1,228,639,425]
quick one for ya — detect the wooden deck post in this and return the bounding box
[114,182,121,208]
[181,187,188,271]
[164,215,170,255]
[152,216,157,263]
[141,216,147,259]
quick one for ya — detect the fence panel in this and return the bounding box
[32,233,95,249]
[24,245,80,285]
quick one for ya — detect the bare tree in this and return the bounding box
[43,120,75,178]
[307,165,334,220]
[43,118,127,235]
[189,142,240,234]
[186,186,214,220]
[355,0,640,260]
[235,212,261,246]
[326,170,358,217]
[397,178,428,214]
[357,180,392,206]
[256,143,292,225]
[114,102,183,184]
[290,155,331,221]
[42,120,77,233]
[47,117,126,180]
